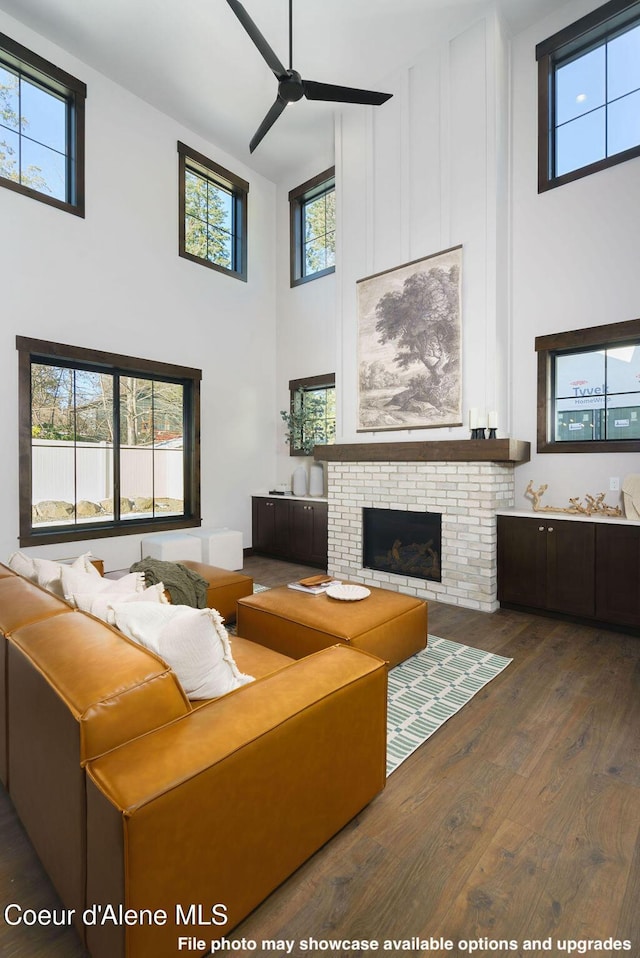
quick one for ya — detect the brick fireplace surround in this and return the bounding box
[314,439,530,613]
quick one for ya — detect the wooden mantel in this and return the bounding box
[313,438,530,464]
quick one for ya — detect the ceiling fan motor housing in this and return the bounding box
[279,70,305,102]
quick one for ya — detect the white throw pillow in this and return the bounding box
[76,582,168,621]
[61,566,145,606]
[70,552,102,577]
[110,602,253,700]
[31,557,65,596]
[8,551,37,581]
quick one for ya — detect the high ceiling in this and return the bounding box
[1,0,561,182]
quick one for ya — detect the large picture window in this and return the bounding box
[0,32,86,216]
[537,0,640,192]
[536,319,640,453]
[178,141,248,281]
[17,337,201,546]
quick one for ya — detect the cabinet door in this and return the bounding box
[595,523,640,627]
[252,498,290,557]
[545,519,595,617]
[497,516,547,608]
[289,501,328,568]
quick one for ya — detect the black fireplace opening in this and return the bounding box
[362,507,442,582]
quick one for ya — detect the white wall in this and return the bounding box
[335,9,510,448]
[274,156,336,492]
[509,0,640,509]
[0,9,277,571]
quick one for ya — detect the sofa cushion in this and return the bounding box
[110,602,254,700]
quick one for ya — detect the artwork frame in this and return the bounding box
[357,245,463,432]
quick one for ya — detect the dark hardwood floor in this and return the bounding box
[2,556,639,957]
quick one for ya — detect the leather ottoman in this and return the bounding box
[179,560,253,623]
[237,584,427,668]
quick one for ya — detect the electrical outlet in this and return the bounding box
[610,477,620,492]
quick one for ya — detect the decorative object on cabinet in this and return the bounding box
[622,475,640,519]
[292,464,308,497]
[524,480,623,517]
[309,461,324,497]
[357,245,463,432]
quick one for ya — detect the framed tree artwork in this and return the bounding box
[357,245,463,431]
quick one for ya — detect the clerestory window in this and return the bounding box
[537,0,640,192]
[178,141,248,281]
[17,337,202,546]
[0,32,86,216]
[289,167,335,286]
[535,319,640,452]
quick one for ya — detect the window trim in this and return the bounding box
[535,318,640,453]
[0,31,86,217]
[17,336,202,547]
[537,0,640,193]
[289,167,335,287]
[287,373,336,457]
[177,140,248,282]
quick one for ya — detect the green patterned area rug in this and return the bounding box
[386,636,512,776]
[239,588,511,778]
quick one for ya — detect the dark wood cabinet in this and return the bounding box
[252,497,328,568]
[290,500,328,567]
[497,515,596,620]
[252,497,290,558]
[595,523,640,627]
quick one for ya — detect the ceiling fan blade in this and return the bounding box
[226,0,287,78]
[302,79,392,106]
[250,96,287,153]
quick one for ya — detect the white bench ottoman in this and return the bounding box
[140,531,202,562]
[186,528,243,570]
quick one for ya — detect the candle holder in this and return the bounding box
[488,427,497,439]
[471,427,486,440]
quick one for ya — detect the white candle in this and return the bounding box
[488,411,498,429]
[477,412,487,428]
[469,408,479,429]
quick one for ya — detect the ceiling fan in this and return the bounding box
[226,0,393,153]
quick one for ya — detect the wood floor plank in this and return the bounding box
[434,817,561,943]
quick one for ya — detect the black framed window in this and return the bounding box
[535,319,640,453]
[283,374,336,456]
[289,167,335,286]
[537,0,640,192]
[178,141,248,281]
[17,337,202,546]
[0,32,86,216]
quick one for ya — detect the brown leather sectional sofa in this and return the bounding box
[0,561,388,958]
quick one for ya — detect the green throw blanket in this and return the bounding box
[130,558,209,608]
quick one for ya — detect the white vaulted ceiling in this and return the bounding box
[0,0,561,182]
